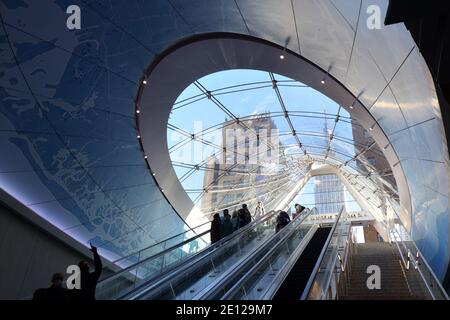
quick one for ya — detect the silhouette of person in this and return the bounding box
[238,204,252,228]
[275,211,291,233]
[231,210,240,231]
[33,272,69,301]
[376,232,383,242]
[72,244,102,300]
[221,211,234,238]
[210,213,222,244]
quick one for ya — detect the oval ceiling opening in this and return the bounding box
[167,69,398,223]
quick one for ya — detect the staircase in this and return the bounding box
[340,242,421,300]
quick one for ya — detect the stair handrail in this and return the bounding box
[300,205,348,300]
[337,229,355,298]
[309,207,351,300]
[388,224,449,300]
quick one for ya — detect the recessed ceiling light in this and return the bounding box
[142,79,147,85]
[137,135,141,139]
[144,155,148,159]
[280,54,285,60]
[321,69,330,85]
[136,110,140,114]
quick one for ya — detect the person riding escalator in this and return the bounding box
[238,204,252,228]
[292,203,306,220]
[275,211,291,233]
[210,213,222,244]
[221,211,234,238]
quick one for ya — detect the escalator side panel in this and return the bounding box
[129,212,279,300]
[273,227,331,300]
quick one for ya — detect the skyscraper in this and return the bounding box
[200,116,281,216]
[313,113,346,214]
[314,174,346,214]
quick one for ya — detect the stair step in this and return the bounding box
[338,242,421,300]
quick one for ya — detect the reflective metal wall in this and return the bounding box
[0,0,449,279]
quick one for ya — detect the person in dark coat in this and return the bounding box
[210,213,222,244]
[275,211,291,233]
[33,272,69,301]
[231,210,240,231]
[72,244,102,300]
[238,204,252,228]
[221,211,234,238]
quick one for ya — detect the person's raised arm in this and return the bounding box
[90,244,102,280]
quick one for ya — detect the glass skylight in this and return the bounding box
[168,69,397,219]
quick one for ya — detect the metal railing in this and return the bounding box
[388,224,449,300]
[337,234,356,298]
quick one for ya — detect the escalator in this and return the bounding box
[128,210,281,299]
[97,207,346,301]
[133,209,318,300]
[96,210,279,300]
[218,207,347,300]
[203,212,317,300]
[273,227,331,300]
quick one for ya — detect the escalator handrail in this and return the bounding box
[260,225,321,299]
[109,219,211,265]
[97,228,210,287]
[100,210,278,296]
[300,205,346,300]
[217,209,318,300]
[307,217,351,300]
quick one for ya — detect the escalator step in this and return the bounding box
[273,227,331,300]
